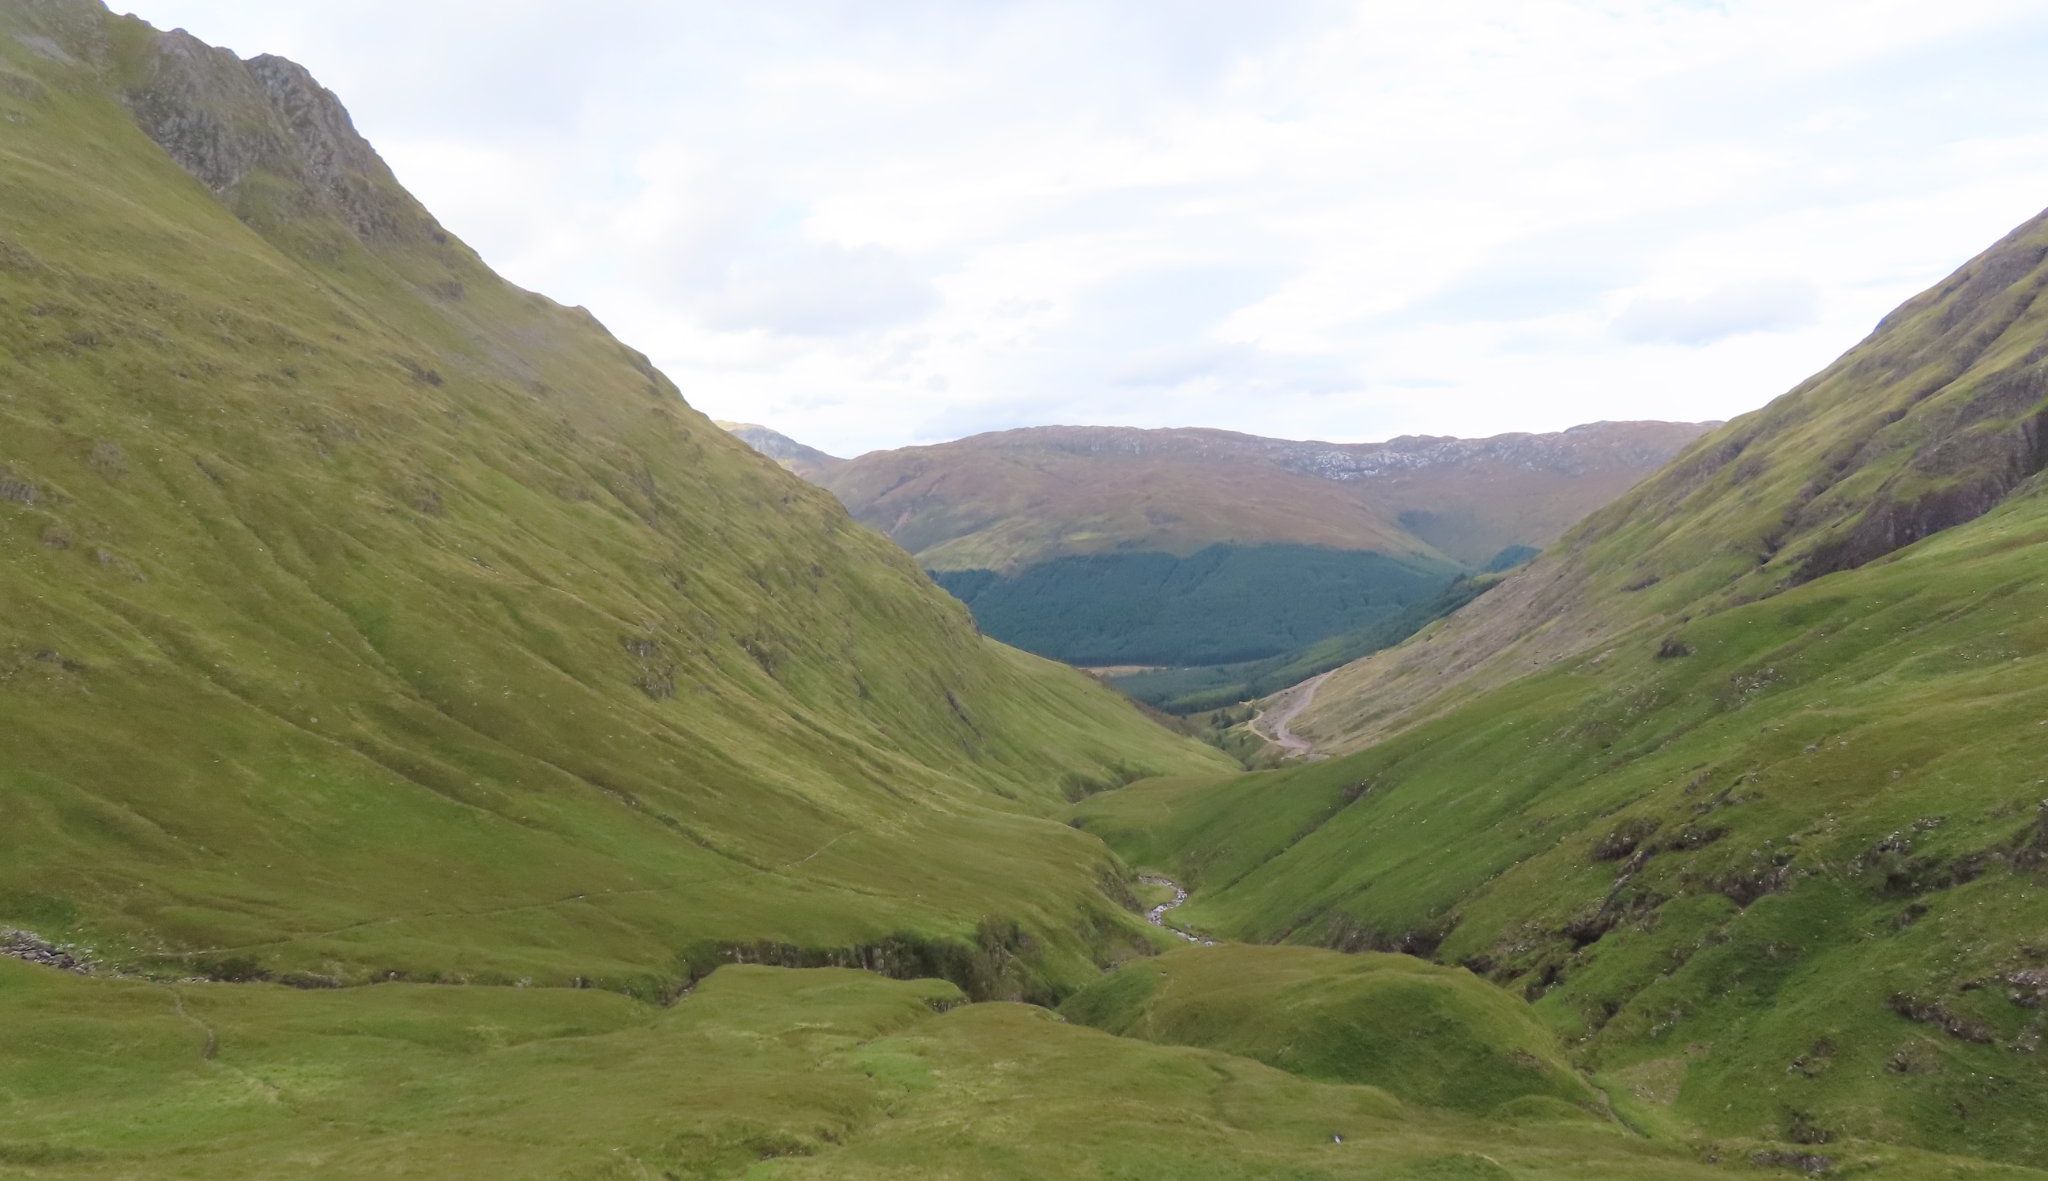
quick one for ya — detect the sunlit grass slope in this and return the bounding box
[1078,412,2048,1162]
[0,0,1229,998]
[1061,944,1599,1117]
[1077,202,2048,1165]
[13,958,2038,1180]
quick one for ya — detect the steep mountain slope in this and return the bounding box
[0,0,1230,999]
[820,421,1710,572]
[717,420,845,479]
[1295,205,2048,753]
[1076,204,2048,1165]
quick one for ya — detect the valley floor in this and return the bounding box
[8,955,2037,1181]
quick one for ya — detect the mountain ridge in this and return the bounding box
[800,418,1712,571]
[865,419,1711,475]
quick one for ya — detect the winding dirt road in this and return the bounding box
[1250,671,1332,760]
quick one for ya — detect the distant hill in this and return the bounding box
[716,421,845,478]
[816,421,1713,572]
[747,421,1710,704]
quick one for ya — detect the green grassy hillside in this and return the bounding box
[12,4,2048,1177]
[0,0,1230,1002]
[1296,206,2048,754]
[14,956,2038,1180]
[1075,204,2048,1165]
[1084,490,2048,1164]
[1061,945,1599,1116]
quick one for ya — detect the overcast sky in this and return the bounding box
[129,1,2048,456]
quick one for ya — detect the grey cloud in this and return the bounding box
[1611,279,1821,346]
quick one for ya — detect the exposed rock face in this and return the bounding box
[2,929,87,973]
[11,0,437,243]
[244,53,424,239]
[110,19,439,242]
[122,29,269,194]
[1800,359,2048,581]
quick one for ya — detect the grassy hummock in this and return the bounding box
[1062,944,1601,1117]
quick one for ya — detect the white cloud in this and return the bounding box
[1612,280,1822,346]
[124,0,2048,455]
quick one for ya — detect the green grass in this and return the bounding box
[1061,944,1600,1116]
[11,957,2034,1180]
[0,2,1229,1003]
[9,5,2048,1178]
[1064,198,2048,1167]
[1297,207,2048,755]
[1075,480,2048,1165]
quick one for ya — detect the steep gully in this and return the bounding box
[1115,673,1337,948]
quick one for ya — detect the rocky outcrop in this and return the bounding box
[1800,360,2048,581]
[2,928,88,973]
[11,1,441,244]
[112,18,440,242]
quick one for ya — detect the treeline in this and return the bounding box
[1484,544,1539,572]
[932,545,1454,669]
[1109,573,1504,713]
